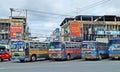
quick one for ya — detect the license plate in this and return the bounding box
[86,56,90,59]
[115,56,118,59]
[52,56,56,58]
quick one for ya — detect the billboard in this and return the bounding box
[96,30,120,35]
[70,21,83,41]
[10,26,22,39]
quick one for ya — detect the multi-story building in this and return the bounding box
[0,19,10,44]
[0,16,29,50]
[10,16,28,41]
[60,15,120,42]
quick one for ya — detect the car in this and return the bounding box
[0,51,11,62]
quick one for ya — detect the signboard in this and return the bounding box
[70,21,83,37]
[0,40,9,44]
[11,41,25,47]
[10,26,22,39]
[11,19,23,26]
[96,31,104,35]
[96,31,120,35]
[70,21,83,41]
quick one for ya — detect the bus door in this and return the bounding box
[61,43,66,57]
[25,43,29,57]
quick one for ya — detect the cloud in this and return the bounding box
[1,0,120,40]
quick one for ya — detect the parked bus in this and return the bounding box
[49,41,81,60]
[11,41,49,62]
[109,38,120,59]
[81,41,108,60]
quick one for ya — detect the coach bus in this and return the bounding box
[49,41,81,60]
[81,41,108,60]
[11,41,49,62]
[109,38,120,59]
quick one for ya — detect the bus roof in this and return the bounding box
[82,41,98,43]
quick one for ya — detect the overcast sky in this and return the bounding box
[0,0,120,40]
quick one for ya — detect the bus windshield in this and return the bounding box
[109,44,120,49]
[109,40,120,44]
[82,44,87,48]
[109,40,120,49]
[50,42,61,49]
[82,43,95,49]
[11,41,25,52]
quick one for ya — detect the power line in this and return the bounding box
[70,0,112,14]
[28,9,71,17]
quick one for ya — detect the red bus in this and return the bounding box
[49,42,81,60]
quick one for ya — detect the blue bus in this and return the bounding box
[82,41,108,60]
[11,41,26,62]
[109,38,120,59]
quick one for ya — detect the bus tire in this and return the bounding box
[30,55,37,62]
[20,60,24,62]
[67,54,71,60]
[0,58,3,62]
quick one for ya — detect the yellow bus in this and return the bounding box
[11,41,49,62]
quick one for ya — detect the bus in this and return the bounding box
[109,38,120,59]
[11,41,49,62]
[49,41,81,60]
[81,41,108,60]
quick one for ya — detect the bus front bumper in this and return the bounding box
[109,54,120,59]
[82,54,98,59]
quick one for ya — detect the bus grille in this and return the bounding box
[51,53,57,57]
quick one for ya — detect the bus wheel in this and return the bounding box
[20,60,24,62]
[67,55,71,60]
[0,58,3,62]
[31,55,36,62]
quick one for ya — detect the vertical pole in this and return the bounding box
[9,8,13,51]
[25,9,28,40]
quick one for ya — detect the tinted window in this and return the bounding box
[82,44,87,48]
[50,42,61,49]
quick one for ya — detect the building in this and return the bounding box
[0,19,10,44]
[60,15,120,42]
[10,16,28,41]
[0,16,29,50]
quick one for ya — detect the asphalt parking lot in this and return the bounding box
[0,59,120,72]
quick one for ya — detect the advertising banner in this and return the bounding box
[10,26,22,39]
[70,21,83,41]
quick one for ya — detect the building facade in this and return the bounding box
[10,16,28,41]
[0,16,29,50]
[60,15,120,42]
[0,19,10,45]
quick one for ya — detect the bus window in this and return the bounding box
[82,44,87,48]
[61,43,65,49]
[89,44,95,49]
[30,42,34,49]
[50,42,61,49]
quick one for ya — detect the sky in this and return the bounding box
[0,0,120,41]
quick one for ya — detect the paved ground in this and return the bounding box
[0,59,120,72]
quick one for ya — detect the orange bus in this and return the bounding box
[11,41,49,62]
[49,41,81,60]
